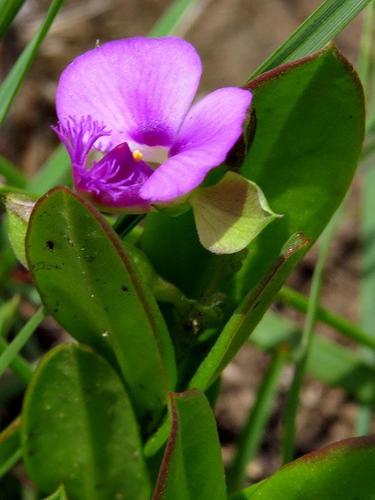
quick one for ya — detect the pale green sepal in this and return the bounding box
[190,171,280,254]
[5,193,35,268]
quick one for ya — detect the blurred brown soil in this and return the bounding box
[0,0,369,487]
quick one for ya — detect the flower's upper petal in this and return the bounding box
[139,87,252,203]
[78,143,153,211]
[56,37,202,151]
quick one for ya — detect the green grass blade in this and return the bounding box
[27,144,70,195]
[251,0,372,78]
[355,1,375,436]
[358,1,375,91]
[0,307,44,378]
[0,296,32,382]
[227,348,287,493]
[0,337,33,382]
[0,417,21,477]
[251,311,375,406]
[148,0,201,37]
[0,448,21,477]
[357,164,375,434]
[0,0,65,126]
[0,0,25,38]
[281,217,337,463]
[277,286,375,350]
[0,155,26,187]
[0,295,20,338]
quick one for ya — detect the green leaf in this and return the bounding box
[188,234,309,392]
[191,172,279,254]
[234,436,375,500]
[5,193,35,267]
[26,187,176,420]
[152,390,226,500]
[0,0,64,125]
[141,210,213,297]
[22,344,150,500]
[237,45,364,298]
[251,0,372,77]
[0,0,25,38]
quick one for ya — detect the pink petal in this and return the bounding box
[56,37,202,150]
[140,88,252,203]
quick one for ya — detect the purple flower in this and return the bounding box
[54,37,252,212]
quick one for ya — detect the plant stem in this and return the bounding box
[277,286,375,350]
[227,347,287,493]
[358,0,375,90]
[0,448,21,477]
[0,308,44,378]
[113,214,145,239]
[0,337,33,382]
[281,217,337,463]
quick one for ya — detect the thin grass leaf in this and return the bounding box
[0,0,25,38]
[0,0,65,126]
[281,217,337,463]
[0,417,21,478]
[355,0,375,436]
[0,448,21,477]
[148,0,202,37]
[277,286,375,350]
[227,348,287,494]
[0,337,33,382]
[0,307,44,378]
[251,0,372,78]
[0,155,26,187]
[251,312,375,406]
[358,1,375,91]
[0,295,20,338]
[27,144,70,195]
[0,297,32,382]
[357,161,375,434]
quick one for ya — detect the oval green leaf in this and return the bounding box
[22,344,150,500]
[153,390,226,500]
[26,187,176,420]
[238,45,365,296]
[234,436,375,500]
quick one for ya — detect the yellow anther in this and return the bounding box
[132,150,143,161]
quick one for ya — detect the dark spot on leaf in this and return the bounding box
[46,240,54,251]
[83,254,95,263]
[121,285,129,293]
